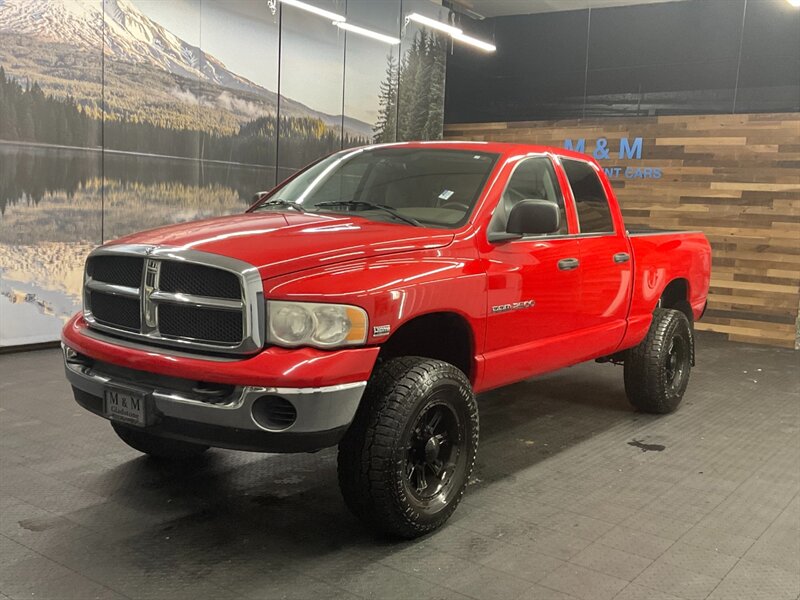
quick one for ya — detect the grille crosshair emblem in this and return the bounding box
[142,258,161,331]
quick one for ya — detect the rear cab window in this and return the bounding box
[561,159,615,234]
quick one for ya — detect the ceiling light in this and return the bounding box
[452,32,496,52]
[787,0,800,6]
[405,12,462,36]
[334,22,400,44]
[279,0,345,22]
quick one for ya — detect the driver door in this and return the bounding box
[480,155,583,390]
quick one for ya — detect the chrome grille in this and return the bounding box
[83,245,264,355]
[159,262,241,299]
[88,291,140,331]
[87,256,143,288]
[159,304,243,344]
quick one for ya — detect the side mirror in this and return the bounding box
[507,199,560,236]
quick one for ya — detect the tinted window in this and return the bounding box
[562,159,614,233]
[491,157,567,235]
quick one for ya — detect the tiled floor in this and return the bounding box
[1,332,798,600]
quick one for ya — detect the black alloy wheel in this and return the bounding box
[403,396,465,510]
[665,336,689,393]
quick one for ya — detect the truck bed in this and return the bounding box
[620,230,712,351]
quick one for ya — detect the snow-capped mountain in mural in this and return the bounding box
[0,0,372,136]
[0,0,263,94]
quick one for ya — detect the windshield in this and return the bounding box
[251,147,499,228]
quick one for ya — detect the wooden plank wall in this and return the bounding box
[445,113,800,349]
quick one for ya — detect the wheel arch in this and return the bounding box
[657,278,696,365]
[658,278,693,323]
[376,311,475,381]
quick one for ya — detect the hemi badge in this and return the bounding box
[373,325,391,337]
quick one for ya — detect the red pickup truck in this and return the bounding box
[62,142,711,537]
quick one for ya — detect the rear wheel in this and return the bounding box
[337,357,478,539]
[624,308,693,414]
[111,422,209,459]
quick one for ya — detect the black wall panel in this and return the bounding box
[445,10,589,123]
[585,0,743,116]
[445,0,800,123]
[735,0,800,113]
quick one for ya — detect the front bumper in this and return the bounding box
[62,314,380,388]
[62,315,378,453]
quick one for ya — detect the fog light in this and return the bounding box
[62,343,79,362]
[252,395,297,431]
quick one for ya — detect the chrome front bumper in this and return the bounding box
[63,345,367,452]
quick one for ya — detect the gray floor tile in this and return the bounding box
[621,510,695,541]
[538,563,628,600]
[613,583,683,600]
[522,584,583,599]
[596,526,674,560]
[633,560,721,600]
[570,541,652,581]
[706,560,800,600]
[0,333,797,600]
[656,541,739,580]
[479,544,566,583]
[439,564,535,600]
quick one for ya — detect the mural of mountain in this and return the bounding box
[0,0,448,347]
[0,0,372,138]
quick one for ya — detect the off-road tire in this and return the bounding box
[111,422,209,459]
[624,308,693,414]
[337,357,479,539]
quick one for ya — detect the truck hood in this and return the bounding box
[112,212,455,279]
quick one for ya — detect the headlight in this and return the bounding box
[267,301,368,348]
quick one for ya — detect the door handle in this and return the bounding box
[558,257,580,271]
[613,252,631,264]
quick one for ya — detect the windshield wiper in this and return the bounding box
[255,199,307,213]
[313,201,421,226]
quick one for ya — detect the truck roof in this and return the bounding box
[369,140,597,165]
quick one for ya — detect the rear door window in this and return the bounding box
[562,159,614,234]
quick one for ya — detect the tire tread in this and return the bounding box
[624,308,692,414]
[337,357,478,538]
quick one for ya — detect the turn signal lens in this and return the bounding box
[345,306,367,342]
[267,301,368,348]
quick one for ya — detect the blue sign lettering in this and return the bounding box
[563,138,585,153]
[563,135,658,179]
[619,137,643,159]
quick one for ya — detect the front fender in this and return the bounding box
[264,253,487,350]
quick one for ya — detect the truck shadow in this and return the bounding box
[54,360,645,591]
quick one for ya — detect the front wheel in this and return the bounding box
[337,357,479,539]
[624,308,693,414]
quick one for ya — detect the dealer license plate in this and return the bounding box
[104,387,146,427]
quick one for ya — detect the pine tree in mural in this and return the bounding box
[0,67,97,147]
[422,32,446,140]
[376,28,446,143]
[0,65,368,165]
[373,54,399,143]
[407,29,431,138]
